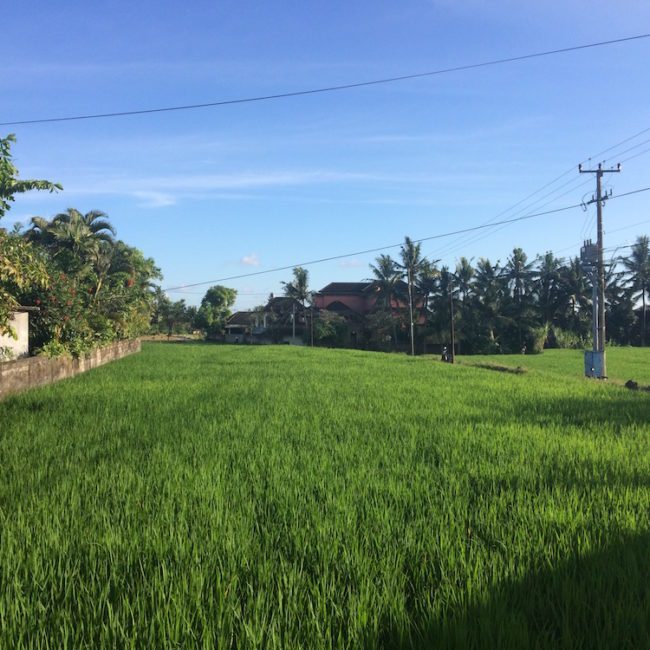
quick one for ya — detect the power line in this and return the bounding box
[163,186,650,292]
[428,124,650,261]
[431,176,594,260]
[620,146,650,165]
[3,33,650,127]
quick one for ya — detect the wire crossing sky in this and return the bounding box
[163,186,650,291]
[2,33,649,127]
[3,1,650,310]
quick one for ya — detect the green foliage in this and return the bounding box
[0,345,14,361]
[150,293,197,336]
[0,134,62,220]
[16,215,160,356]
[547,326,588,349]
[313,309,347,346]
[282,267,310,306]
[0,344,648,646]
[0,231,48,336]
[27,268,93,353]
[0,136,158,357]
[195,285,237,339]
[36,339,71,358]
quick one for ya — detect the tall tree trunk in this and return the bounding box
[643,290,647,347]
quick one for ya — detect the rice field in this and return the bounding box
[1,343,648,648]
[460,346,650,386]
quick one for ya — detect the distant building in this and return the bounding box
[312,282,378,315]
[224,311,255,343]
[223,281,421,349]
[224,297,306,345]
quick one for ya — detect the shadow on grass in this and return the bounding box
[374,531,650,649]
[464,389,650,430]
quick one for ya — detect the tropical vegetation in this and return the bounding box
[0,134,160,357]
[362,237,650,353]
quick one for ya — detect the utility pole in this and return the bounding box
[310,305,314,347]
[578,162,620,378]
[580,239,599,361]
[449,280,455,364]
[407,267,415,356]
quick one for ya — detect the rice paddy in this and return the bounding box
[1,343,648,648]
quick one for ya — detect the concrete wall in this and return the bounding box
[0,312,29,360]
[0,339,141,400]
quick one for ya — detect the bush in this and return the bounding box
[548,326,588,349]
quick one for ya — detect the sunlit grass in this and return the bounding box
[460,346,650,385]
[1,343,648,648]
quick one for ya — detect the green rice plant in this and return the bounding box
[0,343,648,648]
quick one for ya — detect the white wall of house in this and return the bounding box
[0,312,29,360]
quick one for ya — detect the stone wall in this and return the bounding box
[0,339,141,400]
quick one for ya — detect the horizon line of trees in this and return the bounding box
[269,235,650,354]
[368,236,649,354]
[162,232,650,353]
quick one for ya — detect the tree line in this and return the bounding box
[371,236,650,353]
[158,231,650,352]
[1,135,160,357]
[273,235,649,354]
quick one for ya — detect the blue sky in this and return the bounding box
[2,1,650,310]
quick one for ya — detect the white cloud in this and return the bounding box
[339,259,362,268]
[241,253,260,266]
[131,191,177,208]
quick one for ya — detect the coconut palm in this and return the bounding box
[558,257,591,337]
[398,236,428,355]
[472,258,503,350]
[621,235,650,345]
[535,251,564,326]
[503,247,534,304]
[368,254,401,347]
[282,267,311,341]
[282,266,310,308]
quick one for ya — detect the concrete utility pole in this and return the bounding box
[449,281,456,364]
[407,267,415,356]
[578,162,621,378]
[580,239,599,360]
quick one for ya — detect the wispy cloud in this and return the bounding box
[339,259,362,268]
[357,116,549,145]
[131,191,177,208]
[241,253,260,267]
[60,169,404,206]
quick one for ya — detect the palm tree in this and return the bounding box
[428,265,458,350]
[559,257,592,338]
[369,254,401,347]
[414,258,440,318]
[454,257,474,353]
[25,209,116,274]
[472,258,503,349]
[621,235,650,345]
[535,251,564,327]
[282,267,311,341]
[398,236,427,355]
[502,248,536,351]
[604,255,635,346]
[51,209,115,259]
[503,247,534,304]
